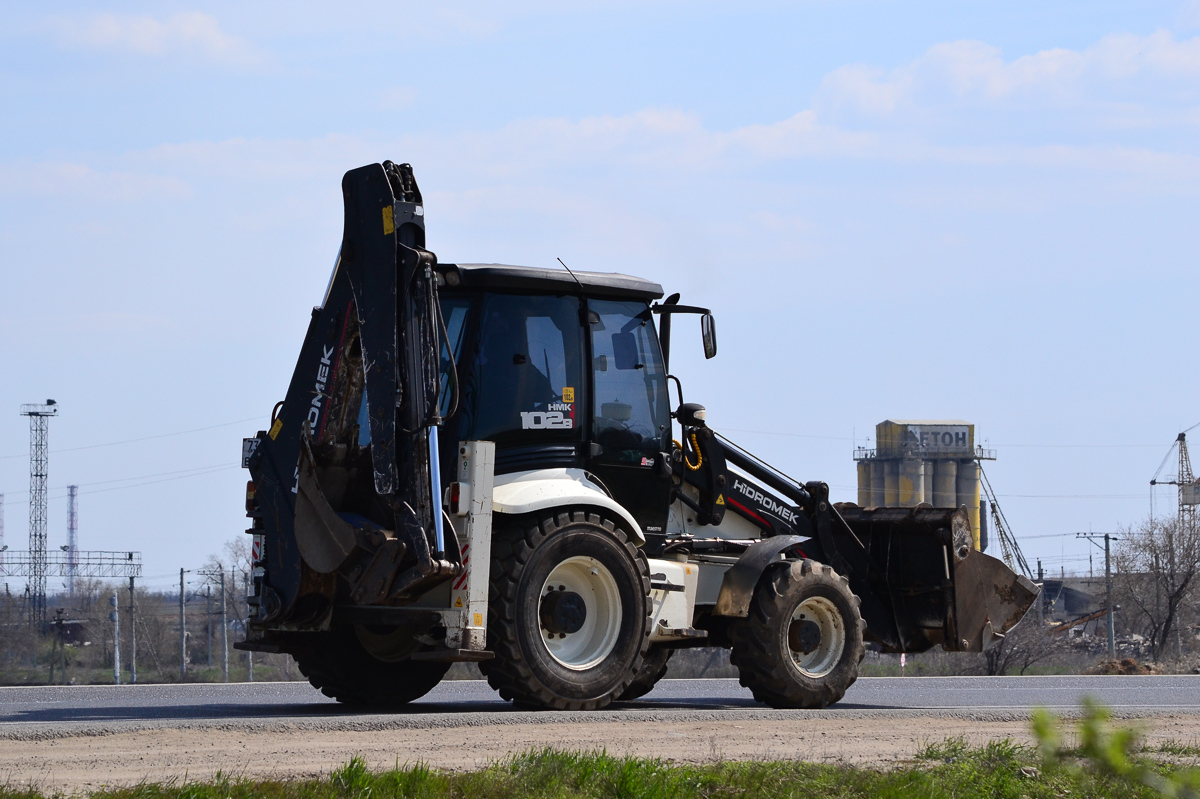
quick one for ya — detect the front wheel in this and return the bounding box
[485,510,651,710]
[730,559,864,709]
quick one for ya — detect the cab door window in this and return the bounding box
[589,299,669,463]
[458,293,583,445]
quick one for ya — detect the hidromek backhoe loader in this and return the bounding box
[237,161,1038,710]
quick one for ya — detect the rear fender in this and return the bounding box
[493,468,645,545]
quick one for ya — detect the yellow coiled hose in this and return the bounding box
[673,433,703,472]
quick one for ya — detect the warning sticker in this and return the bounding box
[382,205,395,235]
[473,613,483,627]
[562,387,575,403]
[268,418,283,440]
[454,596,463,608]
[715,494,725,506]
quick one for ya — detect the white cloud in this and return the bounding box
[0,162,191,203]
[817,30,1200,116]
[50,12,263,65]
[379,86,419,110]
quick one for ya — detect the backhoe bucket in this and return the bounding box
[832,504,1039,653]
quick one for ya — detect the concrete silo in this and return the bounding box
[853,420,995,551]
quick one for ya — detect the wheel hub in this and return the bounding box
[788,619,822,654]
[540,589,587,634]
[790,596,846,678]
[538,555,622,671]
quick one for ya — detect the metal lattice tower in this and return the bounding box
[20,400,58,626]
[0,493,6,571]
[66,485,78,595]
[1179,433,1195,536]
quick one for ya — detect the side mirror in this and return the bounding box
[701,314,717,359]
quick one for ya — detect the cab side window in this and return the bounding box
[459,293,583,444]
[589,299,669,463]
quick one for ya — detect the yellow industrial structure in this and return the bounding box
[854,420,995,550]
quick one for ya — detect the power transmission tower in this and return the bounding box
[20,400,58,626]
[0,493,6,571]
[66,486,78,595]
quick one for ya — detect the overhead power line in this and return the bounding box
[0,415,263,461]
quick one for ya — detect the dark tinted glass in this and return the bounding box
[589,299,669,463]
[458,293,583,444]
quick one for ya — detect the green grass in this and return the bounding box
[0,745,1188,799]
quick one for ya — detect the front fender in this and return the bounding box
[492,468,645,546]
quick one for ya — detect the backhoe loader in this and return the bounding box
[237,161,1038,709]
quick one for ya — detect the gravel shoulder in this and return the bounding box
[8,713,1200,794]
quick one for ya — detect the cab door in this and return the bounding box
[586,298,672,547]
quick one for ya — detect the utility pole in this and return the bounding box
[220,569,228,682]
[21,400,58,626]
[1036,559,1044,624]
[1078,533,1119,660]
[128,576,137,684]
[206,585,213,668]
[179,568,186,681]
[66,485,78,596]
[244,570,253,682]
[109,593,120,684]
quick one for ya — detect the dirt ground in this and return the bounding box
[6,715,1200,794]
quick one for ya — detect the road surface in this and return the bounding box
[2,675,1196,730]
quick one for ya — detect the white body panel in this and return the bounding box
[445,441,495,651]
[492,468,645,545]
[645,558,701,641]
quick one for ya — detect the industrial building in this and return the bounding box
[854,420,995,550]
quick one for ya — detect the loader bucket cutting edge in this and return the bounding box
[949,549,1040,652]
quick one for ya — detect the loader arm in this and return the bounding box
[681,427,1039,653]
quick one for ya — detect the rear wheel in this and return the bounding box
[730,559,864,709]
[293,625,449,707]
[617,645,673,701]
[485,510,651,710]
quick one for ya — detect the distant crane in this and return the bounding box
[1149,427,1200,655]
[1151,430,1199,532]
[978,463,1033,579]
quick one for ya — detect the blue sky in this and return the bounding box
[2,1,1199,591]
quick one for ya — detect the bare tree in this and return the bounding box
[983,617,1066,676]
[1113,515,1200,661]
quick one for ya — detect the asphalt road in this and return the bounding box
[1,675,1196,730]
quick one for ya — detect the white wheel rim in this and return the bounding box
[789,596,845,678]
[539,555,622,671]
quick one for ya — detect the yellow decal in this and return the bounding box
[715,494,725,505]
[685,566,692,575]
[454,596,463,608]
[268,418,283,440]
[382,205,395,235]
[562,387,575,402]
[473,612,483,627]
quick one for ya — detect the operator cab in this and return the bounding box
[435,263,675,539]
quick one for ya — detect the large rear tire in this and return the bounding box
[617,645,673,701]
[294,625,449,707]
[730,559,864,709]
[484,510,651,710]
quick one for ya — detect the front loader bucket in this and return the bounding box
[831,504,1039,653]
[948,547,1040,652]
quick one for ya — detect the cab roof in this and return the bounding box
[443,263,664,302]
